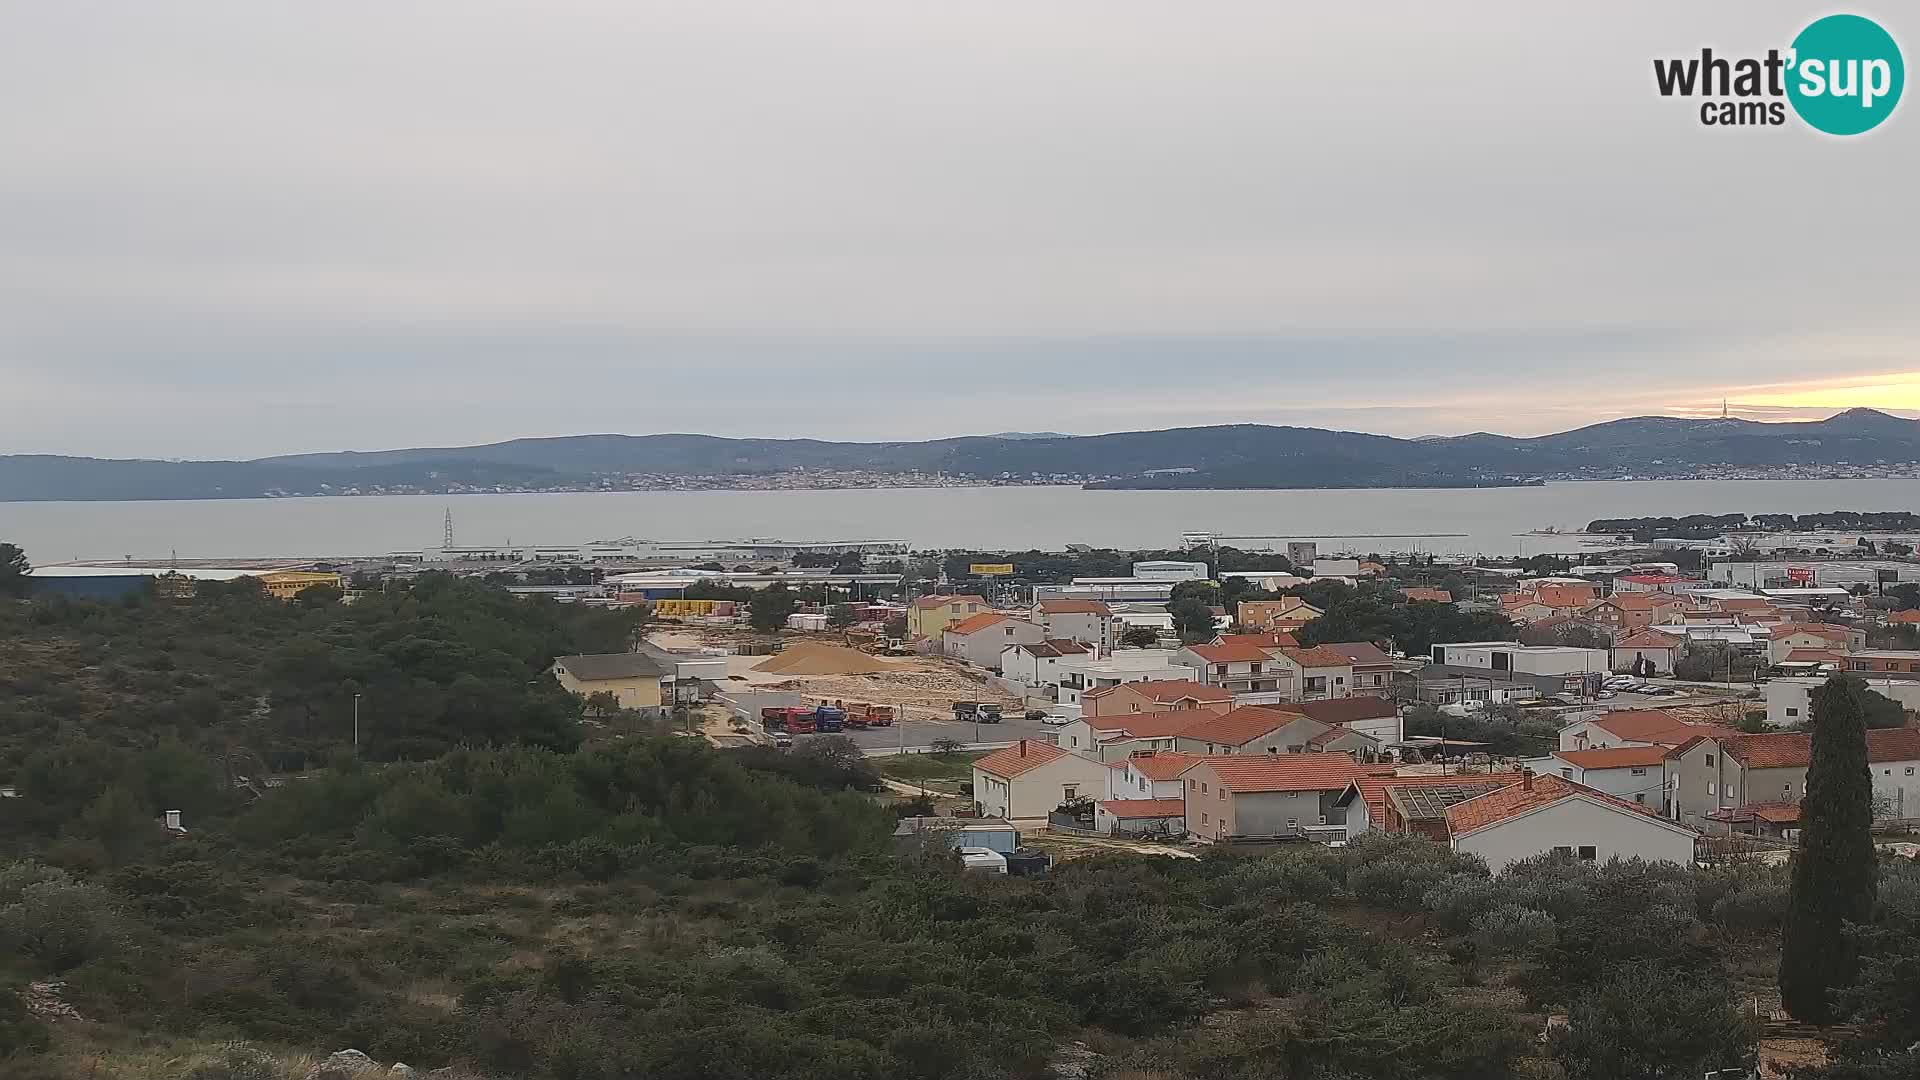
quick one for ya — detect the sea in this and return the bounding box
[4,478,1920,564]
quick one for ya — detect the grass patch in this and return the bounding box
[877,751,985,790]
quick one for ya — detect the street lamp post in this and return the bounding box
[352,693,362,754]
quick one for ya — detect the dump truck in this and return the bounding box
[952,701,1004,723]
[846,703,895,728]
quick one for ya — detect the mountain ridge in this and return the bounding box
[4,409,1918,501]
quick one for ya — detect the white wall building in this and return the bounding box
[1768,676,1920,728]
[1430,642,1608,677]
[1445,775,1699,873]
[1131,560,1210,582]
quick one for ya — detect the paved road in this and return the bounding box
[842,712,1064,752]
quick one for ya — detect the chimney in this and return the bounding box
[1019,740,1027,758]
[1521,770,1533,791]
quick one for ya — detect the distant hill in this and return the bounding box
[4,409,1918,501]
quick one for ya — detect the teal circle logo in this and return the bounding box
[1787,14,1904,135]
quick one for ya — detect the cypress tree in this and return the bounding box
[1778,672,1879,1023]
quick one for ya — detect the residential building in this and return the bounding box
[1843,650,1920,676]
[1521,746,1668,806]
[1559,710,1736,753]
[1270,646,1355,700]
[1237,598,1323,633]
[1583,592,1690,634]
[257,570,345,600]
[1058,651,1205,707]
[942,614,1045,669]
[1431,642,1608,677]
[1411,674,1540,708]
[1313,558,1362,578]
[1499,597,1560,624]
[1445,773,1699,873]
[550,653,667,713]
[1400,587,1453,604]
[1032,599,1115,650]
[1173,706,1330,756]
[1307,725,1386,760]
[1337,773,1523,838]
[999,639,1093,695]
[1180,754,1365,842]
[1318,641,1395,697]
[971,740,1115,821]
[1081,679,1232,718]
[1058,708,1222,759]
[907,594,989,640]
[1212,631,1300,650]
[1666,728,1920,827]
[1278,695,1404,744]
[1767,623,1867,664]
[1095,798,1189,837]
[1611,630,1682,675]
[1613,573,1696,594]
[1176,642,1291,697]
[1106,750,1205,800]
[1768,676,1920,728]
[1524,582,1601,609]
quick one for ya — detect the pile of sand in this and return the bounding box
[752,643,895,676]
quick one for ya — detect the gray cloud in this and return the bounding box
[1,1,1915,457]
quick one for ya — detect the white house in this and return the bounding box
[1431,642,1608,677]
[1444,773,1699,873]
[1610,630,1683,675]
[1032,600,1115,651]
[1172,706,1330,756]
[970,740,1115,821]
[1059,653,1208,707]
[1106,750,1205,800]
[1767,677,1920,729]
[942,613,1045,670]
[999,639,1093,695]
[1175,641,1292,697]
[1519,746,1669,808]
[1269,646,1355,701]
[1558,709,1736,752]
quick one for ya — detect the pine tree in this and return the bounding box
[1779,673,1879,1023]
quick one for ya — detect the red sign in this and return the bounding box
[1787,567,1814,584]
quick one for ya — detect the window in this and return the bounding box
[1630,767,1646,776]
[1201,812,1209,825]
[1784,783,1792,795]
[1634,793,1646,804]
[1560,768,1573,779]
[1707,782,1716,796]
[1705,753,1715,766]
[1578,845,1598,862]
[1552,845,1573,856]
[1063,786,1077,800]
[1908,767,1916,776]
[1189,779,1196,790]
[1201,782,1209,794]
[1218,788,1225,801]
[1786,707,1799,717]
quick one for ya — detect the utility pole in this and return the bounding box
[352,693,362,754]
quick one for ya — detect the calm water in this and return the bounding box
[4,479,1920,563]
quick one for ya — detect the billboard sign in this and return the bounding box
[970,563,1014,576]
[1786,567,1815,584]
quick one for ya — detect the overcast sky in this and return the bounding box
[2,2,1915,458]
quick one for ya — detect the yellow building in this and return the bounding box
[257,570,344,601]
[550,653,667,713]
[906,593,990,640]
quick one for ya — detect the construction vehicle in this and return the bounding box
[952,701,1004,723]
[846,703,895,728]
[814,704,846,733]
[760,706,819,735]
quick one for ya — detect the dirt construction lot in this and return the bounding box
[650,628,1024,724]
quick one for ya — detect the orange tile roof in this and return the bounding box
[1553,746,1670,770]
[1319,641,1393,666]
[973,739,1070,779]
[1278,646,1355,668]
[915,593,986,609]
[1275,696,1398,726]
[1721,728,1920,770]
[1782,648,1844,664]
[1180,706,1313,747]
[1037,600,1112,615]
[945,612,1009,636]
[1708,800,1801,825]
[1122,751,1205,780]
[1016,639,1091,658]
[1533,584,1599,609]
[1095,679,1232,704]
[1595,593,1660,611]
[1098,797,1188,819]
[1186,642,1275,663]
[1589,710,1738,747]
[1400,588,1453,603]
[1445,774,1677,837]
[1188,753,1361,793]
[1614,630,1681,648]
[1083,707,1223,738]
[1889,610,1920,624]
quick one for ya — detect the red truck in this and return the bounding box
[845,703,895,728]
[760,706,819,735]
